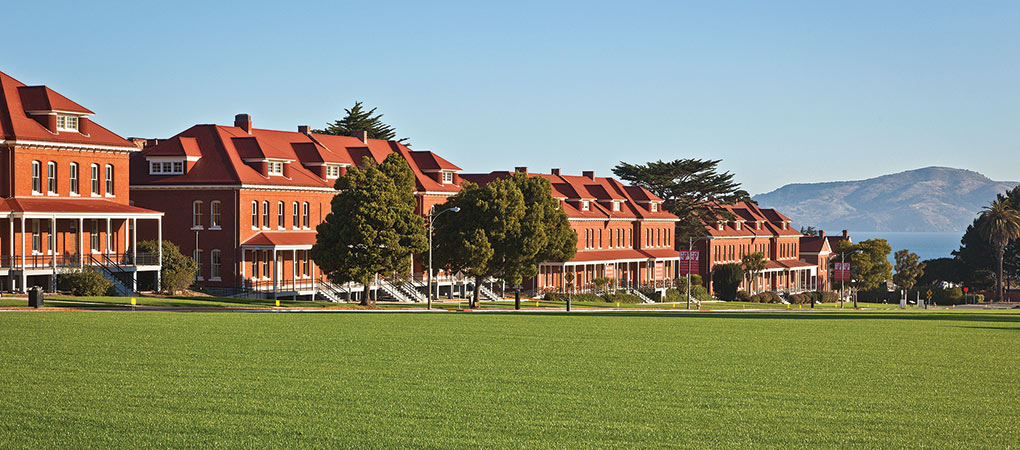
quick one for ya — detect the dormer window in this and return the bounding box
[325,165,341,179]
[650,203,658,212]
[56,115,79,132]
[717,222,724,231]
[582,200,590,211]
[442,171,454,184]
[268,161,284,176]
[149,160,184,175]
[612,201,621,212]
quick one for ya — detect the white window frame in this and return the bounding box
[90,164,100,196]
[192,201,203,229]
[251,201,259,229]
[149,160,185,175]
[292,202,299,229]
[612,201,620,212]
[31,161,41,194]
[302,202,310,229]
[210,201,221,229]
[194,249,204,281]
[581,200,590,211]
[268,161,284,176]
[90,220,100,253]
[105,164,114,196]
[47,162,57,194]
[262,201,270,228]
[210,249,221,281]
[69,162,79,195]
[277,202,285,229]
[31,220,41,254]
[56,115,79,132]
[441,171,454,184]
[325,165,341,179]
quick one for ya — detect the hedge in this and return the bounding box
[59,268,114,296]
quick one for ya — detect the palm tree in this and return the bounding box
[978,198,1020,302]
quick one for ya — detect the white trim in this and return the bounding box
[6,139,138,152]
[146,155,201,162]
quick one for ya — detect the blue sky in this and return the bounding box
[4,1,1018,194]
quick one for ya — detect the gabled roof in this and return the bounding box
[0,198,161,215]
[705,201,801,238]
[0,70,135,149]
[131,121,461,193]
[460,170,678,221]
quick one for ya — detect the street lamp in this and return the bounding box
[428,206,460,309]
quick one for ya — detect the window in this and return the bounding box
[442,171,454,184]
[251,201,258,229]
[651,203,658,212]
[105,165,114,195]
[268,161,284,176]
[612,201,621,212]
[581,200,590,211]
[262,201,270,228]
[205,201,219,228]
[90,164,100,195]
[192,201,203,228]
[194,249,204,280]
[598,229,602,249]
[69,221,78,253]
[210,250,221,279]
[251,251,259,280]
[31,220,40,253]
[278,202,285,228]
[261,250,270,278]
[302,252,310,277]
[326,165,341,178]
[31,161,41,193]
[69,163,79,195]
[302,202,310,228]
[149,160,185,175]
[292,202,299,229]
[56,115,79,132]
[91,220,99,252]
[47,162,57,194]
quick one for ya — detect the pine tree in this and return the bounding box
[311,153,426,305]
[314,101,409,145]
[893,249,925,290]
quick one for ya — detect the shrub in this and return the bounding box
[60,268,114,297]
[751,291,782,304]
[544,292,602,303]
[138,240,196,294]
[734,291,751,302]
[663,289,683,302]
[788,293,812,304]
[712,263,744,301]
[603,291,644,304]
[813,291,838,303]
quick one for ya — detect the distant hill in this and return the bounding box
[752,167,1019,232]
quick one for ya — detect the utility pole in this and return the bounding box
[426,206,460,310]
[686,237,692,310]
[840,252,845,309]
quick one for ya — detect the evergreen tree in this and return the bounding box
[915,258,965,287]
[741,251,766,294]
[311,153,426,305]
[712,263,744,301]
[433,173,576,307]
[800,226,819,236]
[138,240,196,295]
[956,186,1020,293]
[612,159,750,241]
[314,101,409,145]
[977,198,1020,302]
[893,249,925,290]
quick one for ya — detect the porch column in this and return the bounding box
[105,217,111,259]
[292,249,297,292]
[20,216,26,292]
[561,265,565,292]
[156,217,162,292]
[240,249,246,289]
[131,218,137,264]
[8,218,13,285]
[78,218,83,266]
[272,249,278,300]
[51,217,57,292]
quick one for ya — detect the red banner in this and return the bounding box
[655,262,664,280]
[605,263,615,279]
[833,262,851,282]
[678,251,700,275]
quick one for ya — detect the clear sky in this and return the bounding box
[4,1,1018,194]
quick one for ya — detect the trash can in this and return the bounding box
[28,287,43,308]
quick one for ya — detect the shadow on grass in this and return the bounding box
[446,310,1020,324]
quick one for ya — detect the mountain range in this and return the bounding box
[751,167,1018,232]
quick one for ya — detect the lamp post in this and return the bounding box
[428,206,460,310]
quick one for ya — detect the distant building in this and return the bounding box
[461,168,682,295]
[129,114,461,298]
[0,70,163,293]
[798,229,851,292]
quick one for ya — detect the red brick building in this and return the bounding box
[798,229,851,292]
[697,201,817,295]
[0,70,163,293]
[462,168,682,297]
[129,114,461,299]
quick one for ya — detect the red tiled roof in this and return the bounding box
[568,248,682,263]
[241,231,317,247]
[705,201,801,238]
[131,123,461,193]
[765,259,815,270]
[0,70,135,149]
[0,198,161,215]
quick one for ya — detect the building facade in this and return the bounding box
[462,168,682,296]
[129,114,461,298]
[798,229,851,293]
[0,70,163,292]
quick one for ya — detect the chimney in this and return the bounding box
[515,166,528,173]
[551,168,561,176]
[298,125,310,135]
[582,170,595,180]
[842,230,849,239]
[351,130,368,143]
[818,230,825,239]
[235,114,252,134]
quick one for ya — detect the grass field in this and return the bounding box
[1,310,1018,448]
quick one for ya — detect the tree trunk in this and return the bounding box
[998,249,1005,303]
[361,282,371,307]
[472,276,482,308]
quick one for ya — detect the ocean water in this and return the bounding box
[846,231,963,263]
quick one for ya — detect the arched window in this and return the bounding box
[210,201,221,228]
[69,163,79,195]
[262,201,270,228]
[47,162,57,194]
[210,249,221,279]
[302,202,310,228]
[277,201,285,228]
[31,161,41,193]
[251,201,258,229]
[90,164,100,195]
[105,164,114,195]
[192,201,203,228]
[292,202,299,229]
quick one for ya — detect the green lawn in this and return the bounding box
[1,311,1018,448]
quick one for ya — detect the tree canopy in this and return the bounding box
[832,238,893,291]
[612,159,751,241]
[311,153,426,305]
[313,101,409,145]
[954,187,1020,292]
[893,249,925,290]
[139,240,195,295]
[712,263,744,301]
[741,251,766,294]
[977,197,1020,301]
[433,173,576,307]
